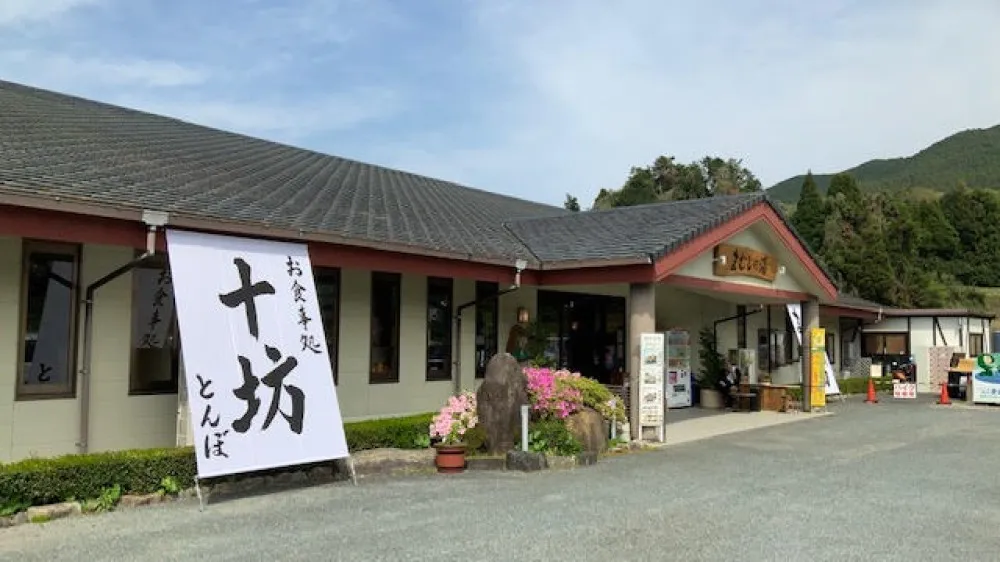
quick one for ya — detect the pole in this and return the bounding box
[520,404,529,451]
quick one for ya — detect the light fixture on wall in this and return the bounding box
[713,255,727,265]
[778,265,787,275]
[517,306,530,324]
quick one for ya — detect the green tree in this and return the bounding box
[591,154,760,208]
[563,194,581,212]
[791,171,826,252]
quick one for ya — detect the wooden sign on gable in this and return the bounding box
[713,243,778,282]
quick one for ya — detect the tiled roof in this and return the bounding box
[0,79,836,288]
[0,80,566,262]
[506,193,767,264]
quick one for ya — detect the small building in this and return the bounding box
[828,297,994,392]
[1,80,850,463]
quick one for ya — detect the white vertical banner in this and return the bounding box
[786,303,840,396]
[167,229,348,479]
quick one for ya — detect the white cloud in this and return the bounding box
[111,87,404,143]
[0,50,208,88]
[382,0,1000,206]
[0,0,98,26]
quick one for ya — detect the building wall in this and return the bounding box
[0,231,836,462]
[0,238,177,462]
[863,315,992,392]
[674,223,817,295]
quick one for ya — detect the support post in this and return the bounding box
[628,283,656,440]
[800,298,820,412]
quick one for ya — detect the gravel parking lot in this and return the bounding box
[3,396,999,562]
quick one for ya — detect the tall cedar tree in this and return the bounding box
[791,171,826,252]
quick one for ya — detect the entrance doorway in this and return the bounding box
[536,290,626,384]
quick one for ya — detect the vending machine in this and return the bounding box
[665,328,692,408]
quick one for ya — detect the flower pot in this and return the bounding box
[434,443,467,474]
[699,388,724,410]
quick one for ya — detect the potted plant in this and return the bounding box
[696,327,727,409]
[429,391,478,473]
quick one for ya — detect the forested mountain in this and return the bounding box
[769,125,1000,203]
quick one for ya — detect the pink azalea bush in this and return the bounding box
[524,367,584,419]
[429,391,478,445]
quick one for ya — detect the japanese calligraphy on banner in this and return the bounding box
[166,229,348,479]
[131,267,174,348]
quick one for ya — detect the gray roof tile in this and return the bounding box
[506,193,769,264]
[0,80,566,262]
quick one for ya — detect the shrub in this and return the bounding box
[0,447,197,511]
[560,375,626,422]
[835,376,893,395]
[343,412,435,451]
[0,412,437,515]
[524,420,582,456]
[429,392,478,445]
[524,367,584,419]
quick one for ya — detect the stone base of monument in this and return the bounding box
[505,450,547,472]
[467,456,507,471]
[544,451,598,470]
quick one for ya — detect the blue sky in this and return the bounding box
[2,0,999,207]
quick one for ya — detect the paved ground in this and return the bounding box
[4,396,1000,562]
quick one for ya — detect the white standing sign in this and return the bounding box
[786,303,841,396]
[167,229,349,479]
[639,332,666,442]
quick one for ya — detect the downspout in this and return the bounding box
[77,210,168,454]
[452,259,527,396]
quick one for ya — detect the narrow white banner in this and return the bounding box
[786,303,841,396]
[167,229,348,479]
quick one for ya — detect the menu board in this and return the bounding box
[639,332,665,442]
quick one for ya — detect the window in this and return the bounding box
[758,314,799,369]
[370,272,400,383]
[825,332,836,365]
[18,241,80,398]
[314,267,341,384]
[970,333,984,357]
[862,333,909,356]
[736,305,747,348]
[129,255,179,394]
[475,281,499,378]
[426,277,454,381]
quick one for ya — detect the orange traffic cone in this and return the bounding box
[937,381,951,405]
[864,378,878,404]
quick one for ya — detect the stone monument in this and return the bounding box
[476,353,529,455]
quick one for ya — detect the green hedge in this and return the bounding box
[1,412,434,515]
[835,376,893,395]
[783,377,894,402]
[343,412,434,451]
[1,447,197,514]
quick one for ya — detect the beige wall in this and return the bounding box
[0,237,176,462]
[674,223,819,296]
[0,225,837,462]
